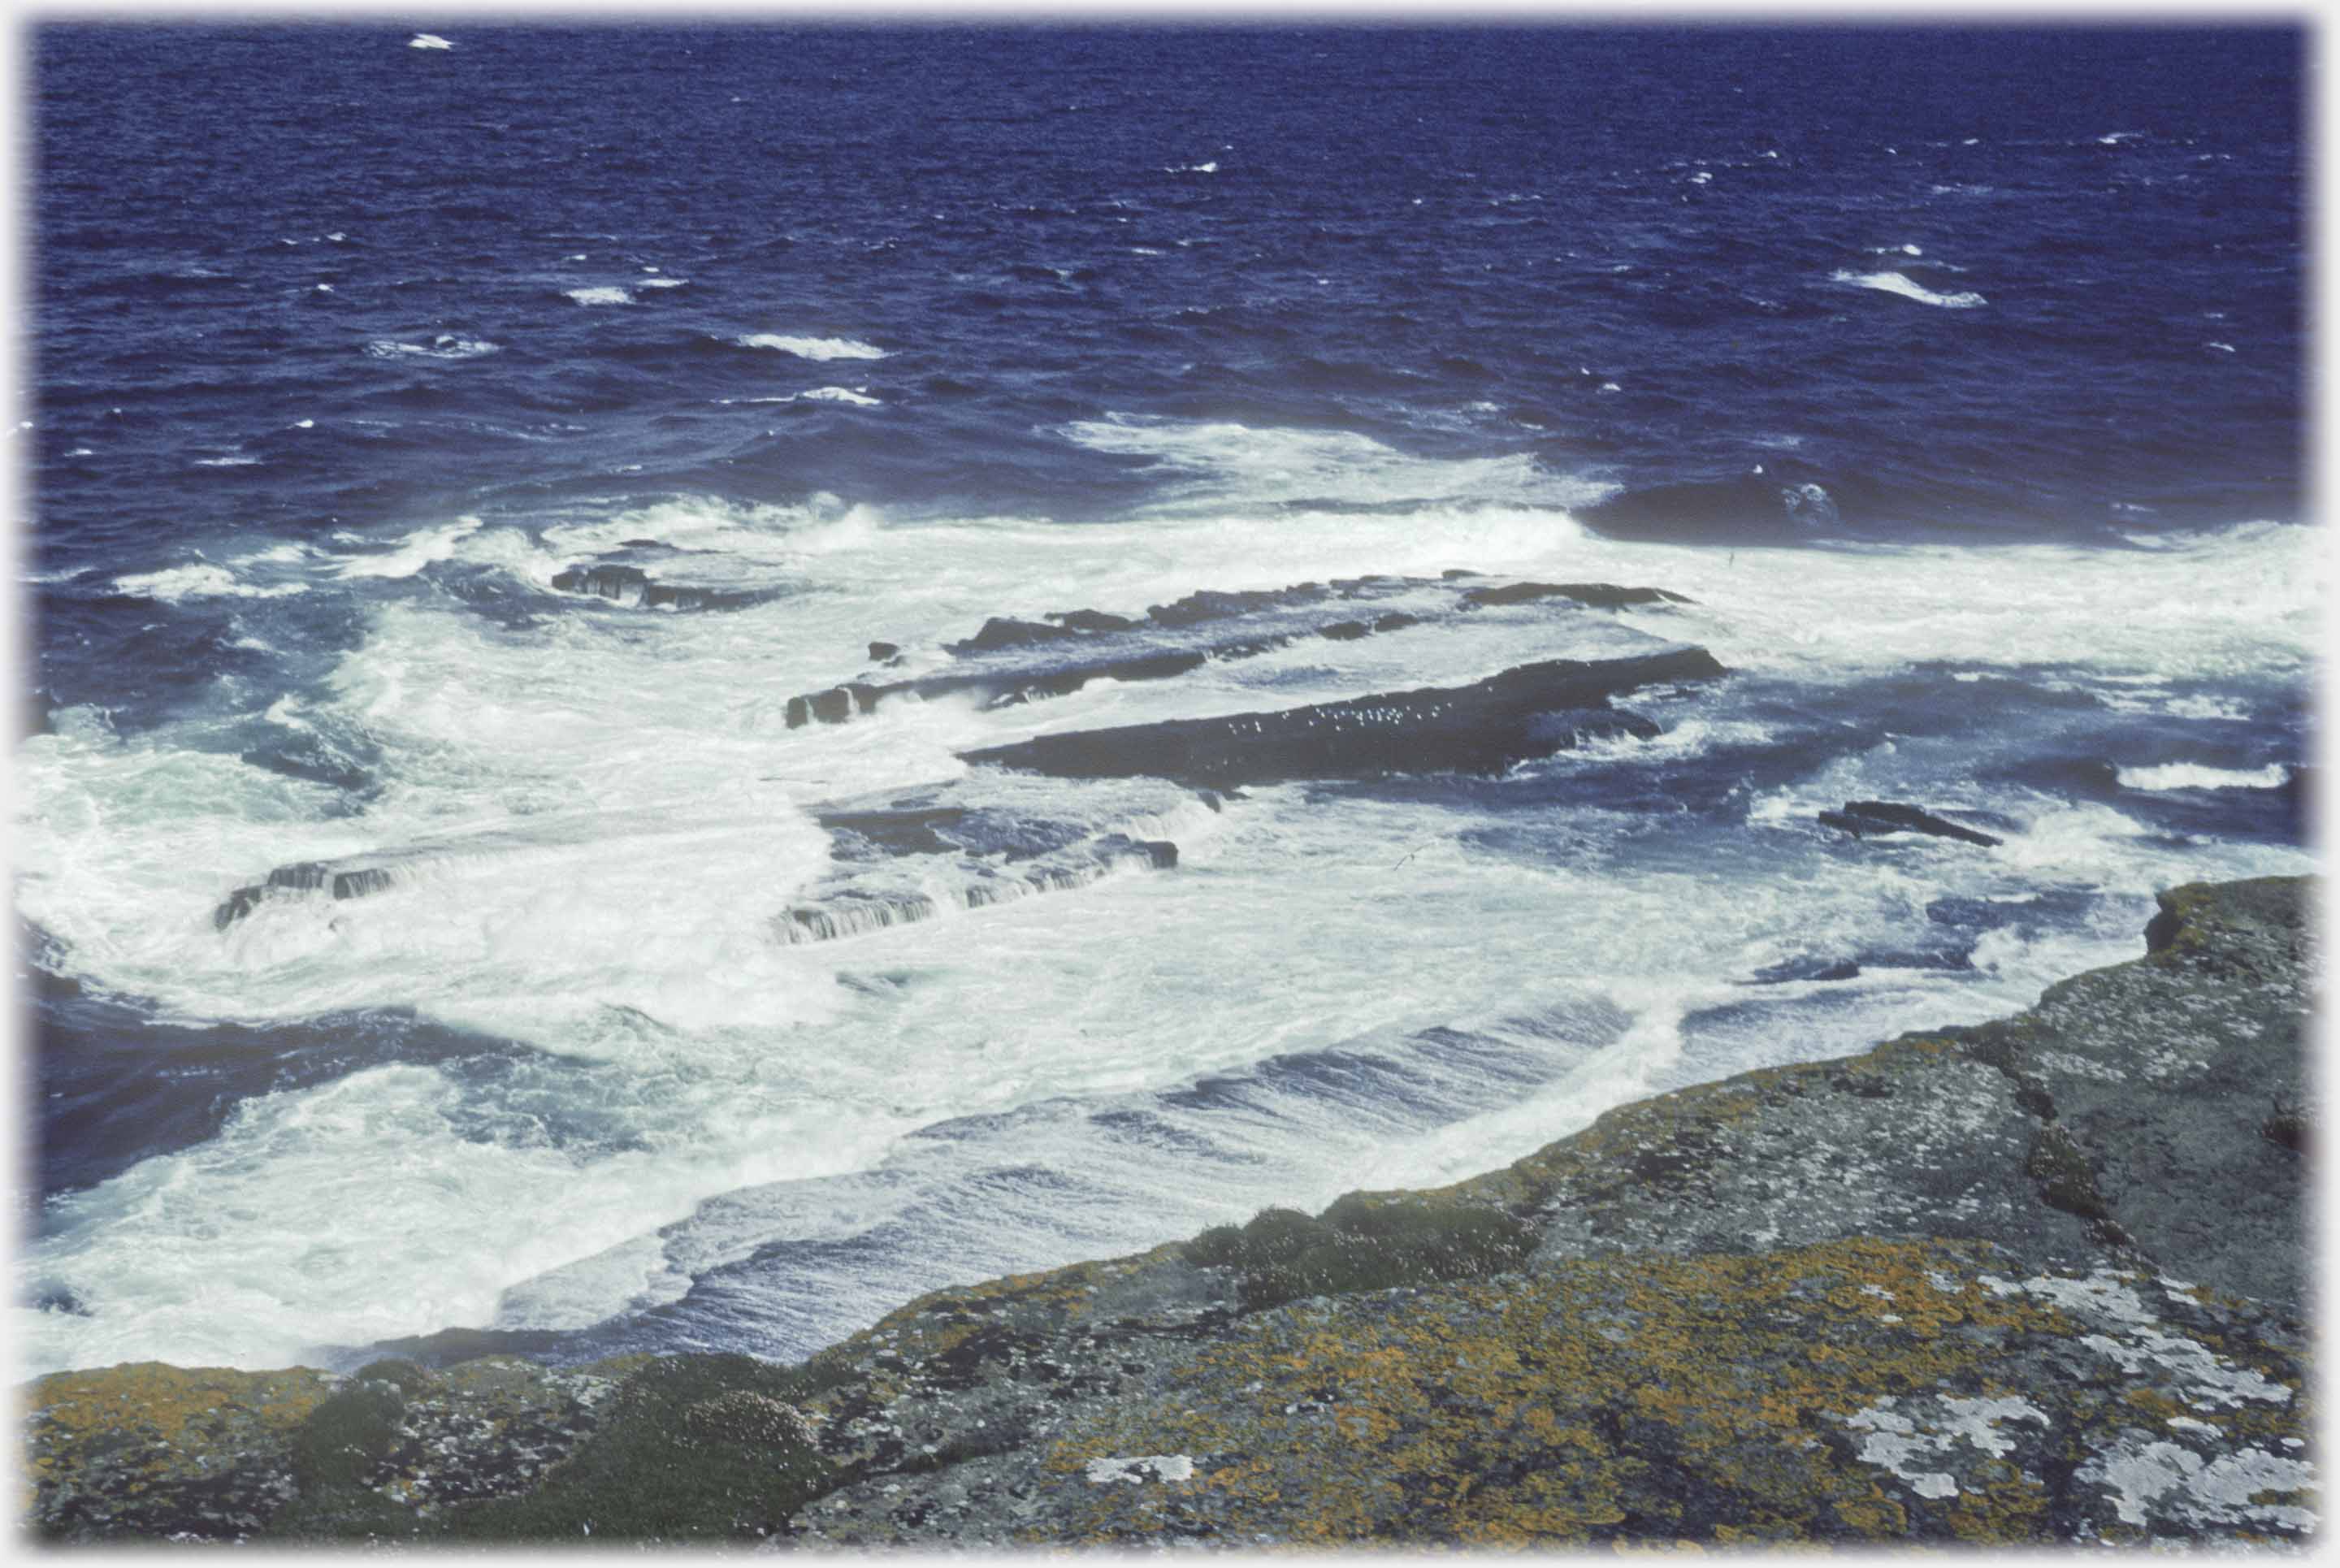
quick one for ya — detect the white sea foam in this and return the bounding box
[193,455,261,467]
[1059,414,1611,516]
[639,277,689,288]
[2117,762,2290,793]
[1831,269,1987,309]
[795,386,880,405]
[734,334,888,360]
[326,516,486,580]
[565,286,633,305]
[112,564,304,603]
[16,492,2316,1374]
[366,336,500,361]
[409,32,453,50]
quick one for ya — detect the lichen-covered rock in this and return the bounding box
[25,1356,618,1543]
[27,1362,335,1541]
[779,876,2317,1547]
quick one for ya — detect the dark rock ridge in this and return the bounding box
[775,834,1177,946]
[27,877,2316,1546]
[548,563,771,613]
[1821,799,2006,847]
[1458,580,1694,610]
[782,574,1690,730]
[960,648,1727,786]
[215,856,414,929]
[770,780,1208,945]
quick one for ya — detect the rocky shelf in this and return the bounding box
[22,876,2318,1548]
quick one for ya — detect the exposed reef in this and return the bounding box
[1821,799,2006,848]
[24,877,2317,1547]
[775,573,1690,730]
[959,648,1726,786]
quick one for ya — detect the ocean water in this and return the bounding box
[16,24,2316,1375]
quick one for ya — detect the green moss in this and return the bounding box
[1185,1195,1535,1312]
[1185,1206,1324,1271]
[2025,1124,2108,1221]
[438,1353,837,1543]
[289,1380,406,1490]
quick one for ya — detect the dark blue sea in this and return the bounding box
[19,24,2316,1374]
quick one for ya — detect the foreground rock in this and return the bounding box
[23,877,2316,1547]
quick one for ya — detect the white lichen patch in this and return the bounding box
[2000,1271,2291,1411]
[2076,1332,2291,1410]
[2080,1437,2316,1535]
[1844,1394,2049,1499]
[1084,1453,1196,1486]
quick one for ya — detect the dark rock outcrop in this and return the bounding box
[783,574,1691,730]
[28,877,2316,1548]
[1820,799,2005,847]
[548,564,769,613]
[1459,580,1693,610]
[775,832,1179,945]
[215,855,413,929]
[959,648,1726,786]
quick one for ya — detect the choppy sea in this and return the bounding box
[17,24,2316,1375]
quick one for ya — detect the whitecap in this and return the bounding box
[795,387,881,405]
[2208,341,2237,354]
[734,333,887,360]
[112,564,303,602]
[193,455,261,468]
[1058,414,1610,516]
[2117,763,2290,793]
[365,335,500,361]
[565,286,633,306]
[327,516,487,581]
[639,277,689,289]
[409,33,453,50]
[1831,269,1987,309]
